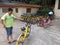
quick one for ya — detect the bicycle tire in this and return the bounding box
[16,34,24,45]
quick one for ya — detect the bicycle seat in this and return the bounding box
[21,27,25,31]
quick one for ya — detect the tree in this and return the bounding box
[8,0,55,6]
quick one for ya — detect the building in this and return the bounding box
[54,0,60,17]
[0,3,41,17]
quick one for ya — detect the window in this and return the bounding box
[15,8,18,13]
[2,8,8,13]
[27,8,31,13]
[58,0,60,9]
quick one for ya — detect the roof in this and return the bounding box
[0,3,42,8]
[15,4,42,8]
[0,3,16,7]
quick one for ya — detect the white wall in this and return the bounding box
[13,8,20,17]
[0,8,2,17]
[0,8,5,17]
[19,7,26,16]
[31,8,39,14]
[0,7,39,17]
[0,8,14,17]
[13,7,26,17]
[54,0,60,17]
[14,7,39,17]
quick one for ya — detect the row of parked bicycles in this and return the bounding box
[21,14,43,24]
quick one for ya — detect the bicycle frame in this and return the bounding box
[16,23,31,45]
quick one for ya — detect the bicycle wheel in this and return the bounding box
[27,24,31,38]
[16,34,24,45]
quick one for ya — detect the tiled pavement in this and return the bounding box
[0,19,60,45]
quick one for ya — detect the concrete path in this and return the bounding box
[0,19,60,45]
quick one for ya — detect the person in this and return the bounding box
[38,17,44,27]
[1,8,23,44]
[48,11,54,20]
[44,16,52,27]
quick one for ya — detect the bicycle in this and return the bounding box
[16,22,31,45]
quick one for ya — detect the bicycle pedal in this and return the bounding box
[18,41,24,44]
[26,33,30,38]
[21,34,24,36]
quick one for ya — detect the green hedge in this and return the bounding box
[37,7,51,16]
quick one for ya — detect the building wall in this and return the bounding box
[0,7,26,17]
[13,7,38,17]
[0,7,39,17]
[31,8,39,14]
[13,7,26,17]
[54,0,60,17]
[0,8,5,17]
[0,8,15,17]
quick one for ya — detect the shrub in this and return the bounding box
[37,7,51,16]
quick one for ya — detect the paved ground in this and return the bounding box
[0,18,60,45]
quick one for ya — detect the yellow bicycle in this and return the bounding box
[16,23,31,45]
